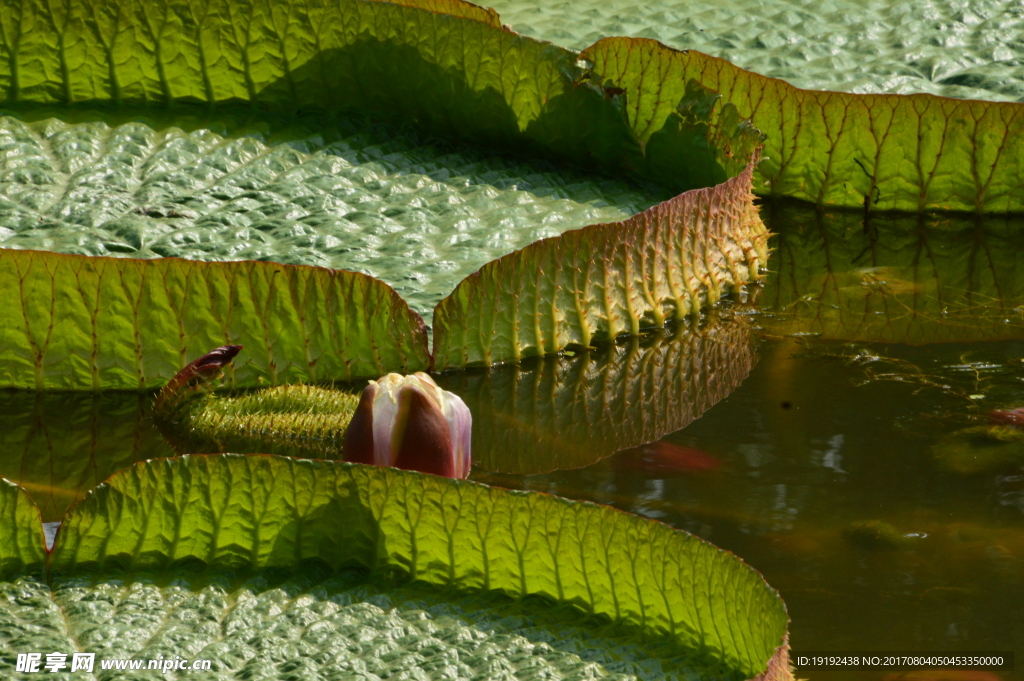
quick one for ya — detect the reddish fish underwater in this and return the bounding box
[613,441,722,475]
[988,406,1024,428]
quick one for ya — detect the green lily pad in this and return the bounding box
[0,0,776,386]
[488,0,1024,103]
[0,108,662,321]
[432,155,767,368]
[0,0,752,193]
[583,37,1024,213]
[0,246,430,390]
[2,568,727,680]
[0,454,792,680]
[4,0,1021,213]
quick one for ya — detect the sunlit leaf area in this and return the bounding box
[0,0,1022,679]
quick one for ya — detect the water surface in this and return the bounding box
[2,202,1022,681]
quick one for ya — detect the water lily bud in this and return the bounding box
[343,372,471,479]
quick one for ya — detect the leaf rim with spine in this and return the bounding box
[0,0,773,387]
[582,37,1024,214]
[26,452,791,681]
[0,248,431,390]
[432,154,767,369]
[0,0,1019,213]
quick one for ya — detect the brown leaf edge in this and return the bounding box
[749,637,794,681]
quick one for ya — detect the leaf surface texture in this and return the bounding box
[45,454,789,679]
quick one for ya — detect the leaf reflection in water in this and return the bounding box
[760,200,1024,344]
[437,312,756,475]
[0,392,175,522]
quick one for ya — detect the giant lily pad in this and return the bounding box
[432,154,766,368]
[582,37,1024,213]
[0,108,661,319]
[0,454,790,680]
[0,0,1019,393]
[488,0,1024,103]
[0,0,755,192]
[0,0,773,385]
[2,0,1021,213]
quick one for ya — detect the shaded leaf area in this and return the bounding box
[0,108,664,320]
[757,201,1024,344]
[0,0,758,194]
[0,480,46,577]
[488,0,1024,103]
[0,392,175,523]
[50,455,790,680]
[436,314,756,475]
[433,158,767,369]
[1,567,733,681]
[0,248,430,390]
[583,38,1024,213]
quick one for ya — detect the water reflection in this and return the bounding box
[474,337,1024,681]
[3,201,1023,676]
[0,391,174,522]
[0,312,756,519]
[759,201,1024,344]
[438,312,756,474]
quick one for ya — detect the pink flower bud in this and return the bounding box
[343,372,471,479]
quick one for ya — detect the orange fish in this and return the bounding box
[883,671,1003,681]
[613,441,722,474]
[989,407,1024,428]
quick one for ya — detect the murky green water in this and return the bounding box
[1,203,1022,681]
[477,334,1024,681]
